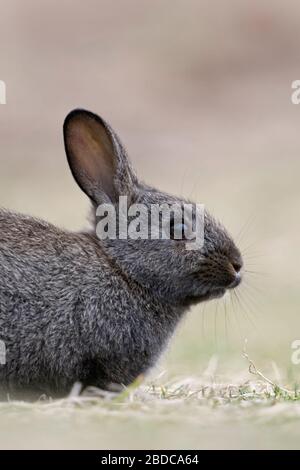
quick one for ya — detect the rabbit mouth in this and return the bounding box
[184,287,226,306]
[203,287,226,300]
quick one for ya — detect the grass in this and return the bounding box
[1,349,300,450]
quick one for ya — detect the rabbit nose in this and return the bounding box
[228,260,242,289]
[232,261,242,274]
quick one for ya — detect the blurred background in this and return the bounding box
[0,0,300,449]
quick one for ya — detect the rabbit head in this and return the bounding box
[64,109,243,307]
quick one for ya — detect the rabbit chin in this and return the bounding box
[185,287,226,306]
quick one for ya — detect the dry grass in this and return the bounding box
[1,353,300,450]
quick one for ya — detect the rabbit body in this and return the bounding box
[0,210,181,397]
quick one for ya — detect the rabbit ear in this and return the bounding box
[63,109,137,204]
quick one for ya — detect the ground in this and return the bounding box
[1,361,300,449]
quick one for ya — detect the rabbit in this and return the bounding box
[0,109,243,399]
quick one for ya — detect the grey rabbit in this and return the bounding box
[0,109,243,399]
